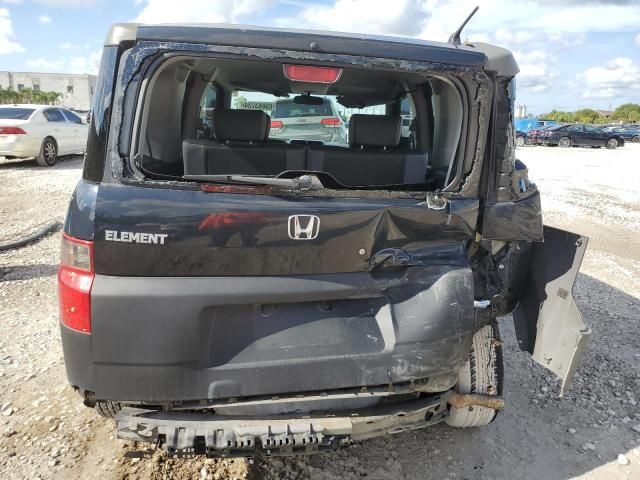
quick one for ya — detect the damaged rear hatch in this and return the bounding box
[78,23,589,407]
[90,182,482,401]
[84,26,492,403]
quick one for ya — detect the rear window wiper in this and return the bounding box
[183,174,324,190]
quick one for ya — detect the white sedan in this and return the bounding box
[0,104,89,166]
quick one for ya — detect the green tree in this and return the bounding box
[628,110,640,123]
[611,103,640,122]
[233,95,247,109]
[41,91,61,105]
[18,87,35,103]
[540,110,575,123]
[1,87,21,104]
[573,108,600,124]
[0,88,61,105]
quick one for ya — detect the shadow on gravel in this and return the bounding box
[0,263,58,281]
[252,273,640,480]
[0,155,83,170]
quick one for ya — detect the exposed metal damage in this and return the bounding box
[116,392,450,458]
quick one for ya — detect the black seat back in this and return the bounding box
[307,114,428,186]
[183,109,305,175]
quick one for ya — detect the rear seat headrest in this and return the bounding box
[349,114,401,148]
[212,109,270,143]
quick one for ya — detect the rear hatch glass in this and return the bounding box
[134,55,466,192]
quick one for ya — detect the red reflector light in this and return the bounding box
[320,117,342,127]
[0,126,26,135]
[58,233,94,333]
[270,120,283,129]
[283,64,342,84]
[198,212,266,230]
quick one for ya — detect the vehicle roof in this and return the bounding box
[104,23,519,77]
[0,104,47,109]
[0,104,74,111]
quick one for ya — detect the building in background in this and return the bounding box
[0,71,97,110]
[596,110,613,118]
[515,104,527,119]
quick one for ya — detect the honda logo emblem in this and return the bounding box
[288,215,320,240]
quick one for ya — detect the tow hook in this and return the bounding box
[448,392,505,411]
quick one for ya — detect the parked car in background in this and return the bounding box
[0,104,88,166]
[527,124,557,145]
[541,123,624,149]
[514,118,557,133]
[604,125,640,143]
[70,109,91,124]
[269,97,348,144]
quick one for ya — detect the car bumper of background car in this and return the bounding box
[0,135,39,158]
[271,131,338,143]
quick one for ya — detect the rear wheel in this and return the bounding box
[605,138,619,149]
[446,322,504,428]
[36,137,57,166]
[95,400,122,419]
[558,136,571,148]
[515,135,526,147]
[632,136,640,143]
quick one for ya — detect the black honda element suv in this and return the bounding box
[59,22,589,457]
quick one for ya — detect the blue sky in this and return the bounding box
[1,0,639,114]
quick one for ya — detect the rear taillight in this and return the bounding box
[320,117,342,127]
[58,233,94,333]
[270,120,283,129]
[0,126,27,135]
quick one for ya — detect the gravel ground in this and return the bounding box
[0,144,639,479]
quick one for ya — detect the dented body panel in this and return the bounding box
[59,23,590,454]
[91,183,478,276]
[66,264,475,402]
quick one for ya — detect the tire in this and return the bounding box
[36,137,57,166]
[605,138,619,149]
[95,400,122,419]
[446,322,504,428]
[515,136,526,147]
[558,136,571,148]
[632,136,640,143]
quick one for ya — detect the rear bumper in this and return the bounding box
[0,148,38,158]
[61,266,475,403]
[0,135,39,157]
[116,392,449,457]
